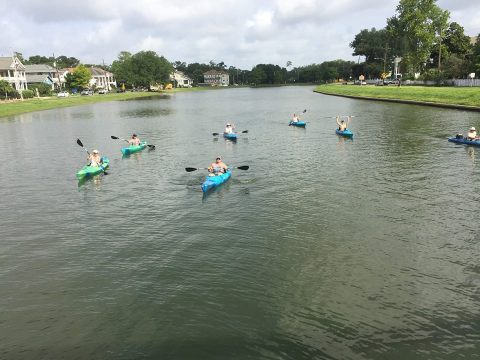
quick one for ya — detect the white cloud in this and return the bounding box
[1,0,478,69]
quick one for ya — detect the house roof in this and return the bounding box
[90,66,113,77]
[204,69,228,75]
[25,64,56,73]
[26,74,54,84]
[0,56,25,70]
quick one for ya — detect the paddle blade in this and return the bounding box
[76,139,84,147]
[241,130,248,133]
[212,133,219,136]
[303,109,307,113]
[185,167,198,172]
[147,144,156,149]
[111,135,119,139]
[236,165,249,170]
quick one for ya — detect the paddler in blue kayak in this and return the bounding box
[336,115,350,131]
[466,127,477,140]
[87,149,103,167]
[208,157,228,176]
[292,113,299,123]
[224,123,235,134]
[128,133,141,146]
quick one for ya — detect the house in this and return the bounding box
[0,55,27,91]
[170,70,193,88]
[203,69,229,86]
[25,64,58,89]
[89,67,117,90]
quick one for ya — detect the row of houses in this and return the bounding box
[0,56,117,92]
[0,55,231,92]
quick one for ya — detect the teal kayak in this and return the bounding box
[223,133,238,141]
[121,142,147,155]
[289,121,306,127]
[76,157,109,180]
[336,129,353,138]
[201,169,232,193]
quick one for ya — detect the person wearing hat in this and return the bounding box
[208,157,228,176]
[467,127,477,140]
[87,149,103,167]
[128,133,141,146]
[224,123,235,134]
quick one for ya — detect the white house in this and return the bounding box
[170,70,193,87]
[203,69,229,86]
[89,67,117,90]
[0,56,27,91]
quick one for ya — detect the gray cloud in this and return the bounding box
[1,0,478,69]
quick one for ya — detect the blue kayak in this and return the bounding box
[223,133,238,140]
[336,129,354,138]
[201,169,232,193]
[448,136,480,146]
[289,121,306,127]
[76,157,109,180]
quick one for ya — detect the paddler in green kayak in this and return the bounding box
[208,157,228,176]
[128,133,141,146]
[87,149,104,167]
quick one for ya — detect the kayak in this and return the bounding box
[76,157,109,180]
[201,169,232,193]
[223,133,238,140]
[448,136,480,147]
[121,142,147,155]
[336,129,354,138]
[289,121,306,127]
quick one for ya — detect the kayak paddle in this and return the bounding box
[111,135,155,149]
[212,130,248,136]
[76,138,108,174]
[185,165,249,172]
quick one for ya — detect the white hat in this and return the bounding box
[226,123,231,126]
[92,149,99,154]
[470,127,476,131]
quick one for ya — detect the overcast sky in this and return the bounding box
[1,0,478,69]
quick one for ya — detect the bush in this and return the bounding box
[28,83,53,97]
[21,89,34,99]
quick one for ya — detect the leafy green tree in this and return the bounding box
[111,51,135,87]
[250,66,267,84]
[0,80,15,98]
[28,83,53,96]
[443,22,472,58]
[130,51,172,87]
[64,65,91,90]
[387,0,450,75]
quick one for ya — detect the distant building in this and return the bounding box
[170,70,193,87]
[25,64,57,89]
[89,67,117,90]
[203,69,229,86]
[0,55,27,91]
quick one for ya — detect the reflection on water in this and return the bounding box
[120,108,172,118]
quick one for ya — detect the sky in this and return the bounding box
[1,0,479,69]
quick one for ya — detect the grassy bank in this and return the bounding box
[0,87,208,118]
[314,84,480,109]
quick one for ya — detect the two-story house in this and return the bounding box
[89,67,117,90]
[203,70,229,86]
[0,56,27,92]
[170,70,193,88]
[25,64,57,90]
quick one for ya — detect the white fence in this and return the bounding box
[395,79,480,87]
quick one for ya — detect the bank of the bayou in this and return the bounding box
[314,84,480,111]
[0,87,209,118]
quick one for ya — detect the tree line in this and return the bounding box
[350,0,480,80]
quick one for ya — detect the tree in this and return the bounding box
[111,51,135,87]
[443,22,472,58]
[387,0,450,75]
[0,80,15,98]
[130,51,172,87]
[350,28,390,63]
[64,65,91,90]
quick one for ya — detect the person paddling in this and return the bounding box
[208,157,228,176]
[336,115,350,131]
[87,149,103,167]
[128,133,141,146]
[467,127,477,140]
[292,113,299,123]
[224,123,235,134]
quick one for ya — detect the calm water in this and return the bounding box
[1,86,480,359]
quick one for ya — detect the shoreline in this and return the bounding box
[0,87,209,119]
[314,85,480,112]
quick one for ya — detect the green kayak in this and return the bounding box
[121,142,147,155]
[76,157,109,180]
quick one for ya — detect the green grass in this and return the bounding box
[314,84,480,108]
[0,87,213,118]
